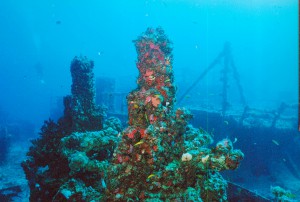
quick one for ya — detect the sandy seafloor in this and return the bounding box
[0,142,30,202]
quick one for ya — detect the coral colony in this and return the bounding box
[22,56,121,201]
[106,27,244,201]
[22,27,244,201]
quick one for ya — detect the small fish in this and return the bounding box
[147,174,155,179]
[133,104,139,109]
[145,113,149,124]
[101,179,107,189]
[272,140,280,146]
[56,20,61,25]
[185,95,191,99]
[165,79,171,83]
[233,138,238,144]
[134,141,144,146]
[224,121,229,125]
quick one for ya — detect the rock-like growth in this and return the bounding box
[22,56,120,201]
[22,29,243,202]
[271,186,297,202]
[105,27,244,201]
[68,56,104,132]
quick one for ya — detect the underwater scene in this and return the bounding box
[0,0,298,201]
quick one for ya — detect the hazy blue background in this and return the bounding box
[0,0,298,129]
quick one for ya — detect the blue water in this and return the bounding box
[0,0,298,200]
[0,0,297,126]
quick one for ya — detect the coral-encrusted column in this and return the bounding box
[107,27,179,200]
[67,56,104,132]
[127,27,176,127]
[106,28,244,201]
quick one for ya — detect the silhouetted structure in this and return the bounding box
[178,42,246,116]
